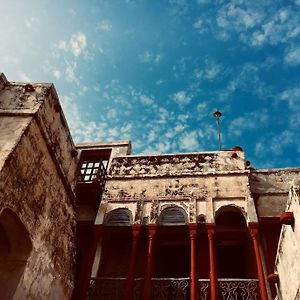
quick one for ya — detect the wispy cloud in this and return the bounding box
[228,111,268,137]
[57,32,87,57]
[97,20,112,32]
[171,90,192,105]
[138,51,162,64]
[179,130,200,151]
[285,46,300,65]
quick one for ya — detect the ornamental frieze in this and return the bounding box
[109,152,245,178]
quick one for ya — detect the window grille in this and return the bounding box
[159,207,187,225]
[104,209,131,226]
[77,159,108,185]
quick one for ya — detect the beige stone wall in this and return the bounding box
[274,182,300,300]
[250,169,300,217]
[0,119,76,299]
[99,150,258,224]
[0,78,77,299]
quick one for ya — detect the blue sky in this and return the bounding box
[1,0,300,168]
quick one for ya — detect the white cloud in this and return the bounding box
[66,62,79,84]
[279,87,300,109]
[180,131,200,151]
[53,69,61,79]
[138,51,162,64]
[217,3,263,31]
[57,40,67,51]
[285,47,300,65]
[250,7,300,47]
[97,20,112,32]
[195,62,221,80]
[228,111,268,137]
[57,32,87,57]
[172,90,192,105]
[140,95,154,106]
[269,130,295,155]
[196,102,208,119]
[70,32,87,57]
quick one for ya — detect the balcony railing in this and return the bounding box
[198,279,210,300]
[89,277,126,300]
[218,279,259,300]
[152,278,189,300]
[88,277,259,300]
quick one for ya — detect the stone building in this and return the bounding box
[0,73,77,299]
[0,73,299,300]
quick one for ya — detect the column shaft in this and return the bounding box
[142,224,157,300]
[124,224,141,300]
[249,222,268,300]
[206,223,218,300]
[189,223,198,300]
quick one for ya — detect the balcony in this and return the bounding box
[88,277,259,300]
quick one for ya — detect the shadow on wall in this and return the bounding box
[0,208,32,299]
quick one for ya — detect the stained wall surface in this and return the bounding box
[274,182,300,300]
[0,74,77,299]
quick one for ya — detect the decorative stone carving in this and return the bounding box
[150,200,159,223]
[189,198,197,223]
[109,152,245,178]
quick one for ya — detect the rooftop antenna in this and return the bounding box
[213,110,222,150]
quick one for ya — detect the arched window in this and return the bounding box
[215,206,255,279]
[104,208,132,226]
[158,206,187,225]
[0,209,32,298]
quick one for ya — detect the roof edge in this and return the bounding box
[0,73,9,89]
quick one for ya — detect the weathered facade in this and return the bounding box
[0,73,300,300]
[0,73,77,299]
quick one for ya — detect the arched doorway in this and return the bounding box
[0,209,32,298]
[90,208,133,299]
[215,206,258,299]
[153,206,190,299]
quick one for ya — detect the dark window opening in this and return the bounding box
[159,207,187,225]
[104,209,131,226]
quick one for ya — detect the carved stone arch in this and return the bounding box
[215,204,247,226]
[158,205,188,226]
[0,208,33,298]
[104,207,133,226]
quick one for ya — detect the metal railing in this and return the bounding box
[218,279,259,300]
[152,278,189,300]
[88,277,259,300]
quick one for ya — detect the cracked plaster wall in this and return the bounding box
[100,151,257,224]
[274,183,300,300]
[0,78,77,299]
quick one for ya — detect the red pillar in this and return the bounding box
[124,224,142,300]
[206,223,218,300]
[248,222,268,300]
[78,224,103,300]
[142,224,157,300]
[189,223,198,300]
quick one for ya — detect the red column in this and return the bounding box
[142,224,157,300]
[248,222,268,300]
[206,223,218,300]
[189,223,198,300]
[79,224,103,300]
[124,224,142,300]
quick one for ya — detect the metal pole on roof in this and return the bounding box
[213,110,222,150]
